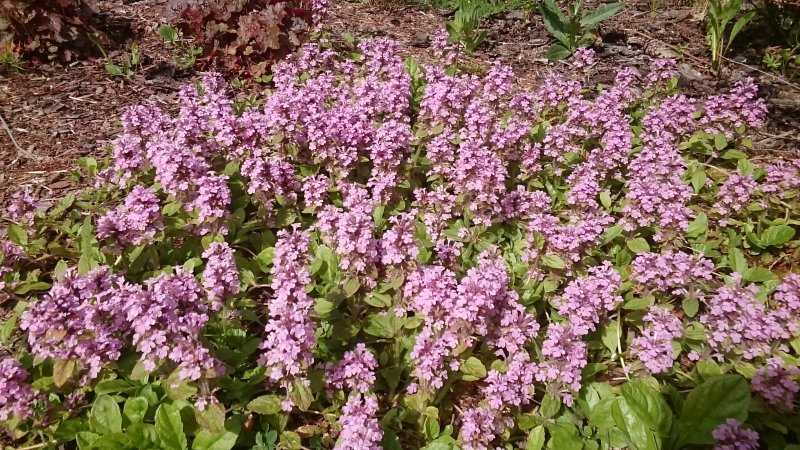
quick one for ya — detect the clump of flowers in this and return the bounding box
[259,227,316,408]
[1,32,796,450]
[712,419,760,450]
[630,307,683,374]
[97,186,163,247]
[6,188,36,224]
[327,343,378,394]
[631,251,714,295]
[0,357,34,421]
[201,241,240,308]
[21,267,134,382]
[699,275,784,360]
[126,268,221,381]
[714,173,757,223]
[751,358,799,410]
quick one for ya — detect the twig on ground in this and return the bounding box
[0,113,38,161]
[723,56,800,92]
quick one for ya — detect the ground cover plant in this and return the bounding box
[1,31,800,450]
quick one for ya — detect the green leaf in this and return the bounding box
[280,431,302,450]
[727,11,755,51]
[626,238,651,254]
[546,43,572,61]
[247,395,282,415]
[676,375,751,446]
[192,422,239,450]
[90,395,122,435]
[289,379,313,411]
[599,191,612,210]
[588,397,618,429]
[539,393,561,418]
[344,277,361,297]
[77,431,100,450]
[95,379,136,395]
[526,426,546,450]
[7,223,28,246]
[126,423,162,450]
[90,432,132,449]
[759,225,795,247]
[364,292,392,308]
[743,267,777,283]
[460,357,487,381]
[539,0,569,45]
[547,423,583,450]
[691,168,707,194]
[612,398,660,450]
[155,404,188,450]
[580,2,624,29]
[729,247,748,274]
[601,323,619,352]
[621,379,673,436]
[123,397,149,425]
[714,134,729,151]
[541,254,566,269]
[682,298,699,317]
[195,402,225,433]
[686,213,708,239]
[364,313,398,338]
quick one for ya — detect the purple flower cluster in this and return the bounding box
[772,274,800,336]
[317,184,379,285]
[259,228,316,405]
[127,268,221,381]
[714,173,757,223]
[98,74,244,234]
[460,406,507,450]
[7,188,36,224]
[699,275,784,360]
[21,267,133,381]
[326,343,378,394]
[0,357,34,421]
[553,262,622,335]
[335,395,383,450]
[535,263,621,404]
[379,210,419,269]
[712,419,759,450]
[97,186,163,247]
[751,357,799,410]
[701,78,768,136]
[623,93,696,242]
[630,307,682,374]
[631,251,714,295]
[0,240,24,266]
[201,241,240,308]
[403,250,537,391]
[760,159,800,198]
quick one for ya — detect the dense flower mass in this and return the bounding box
[96,186,163,246]
[259,227,316,406]
[751,358,799,410]
[631,251,714,294]
[699,275,784,360]
[630,307,683,374]
[326,343,378,394]
[201,241,240,307]
[0,357,34,421]
[712,419,760,450]
[1,33,797,450]
[127,268,221,381]
[21,267,133,381]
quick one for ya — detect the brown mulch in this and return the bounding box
[1,0,799,205]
